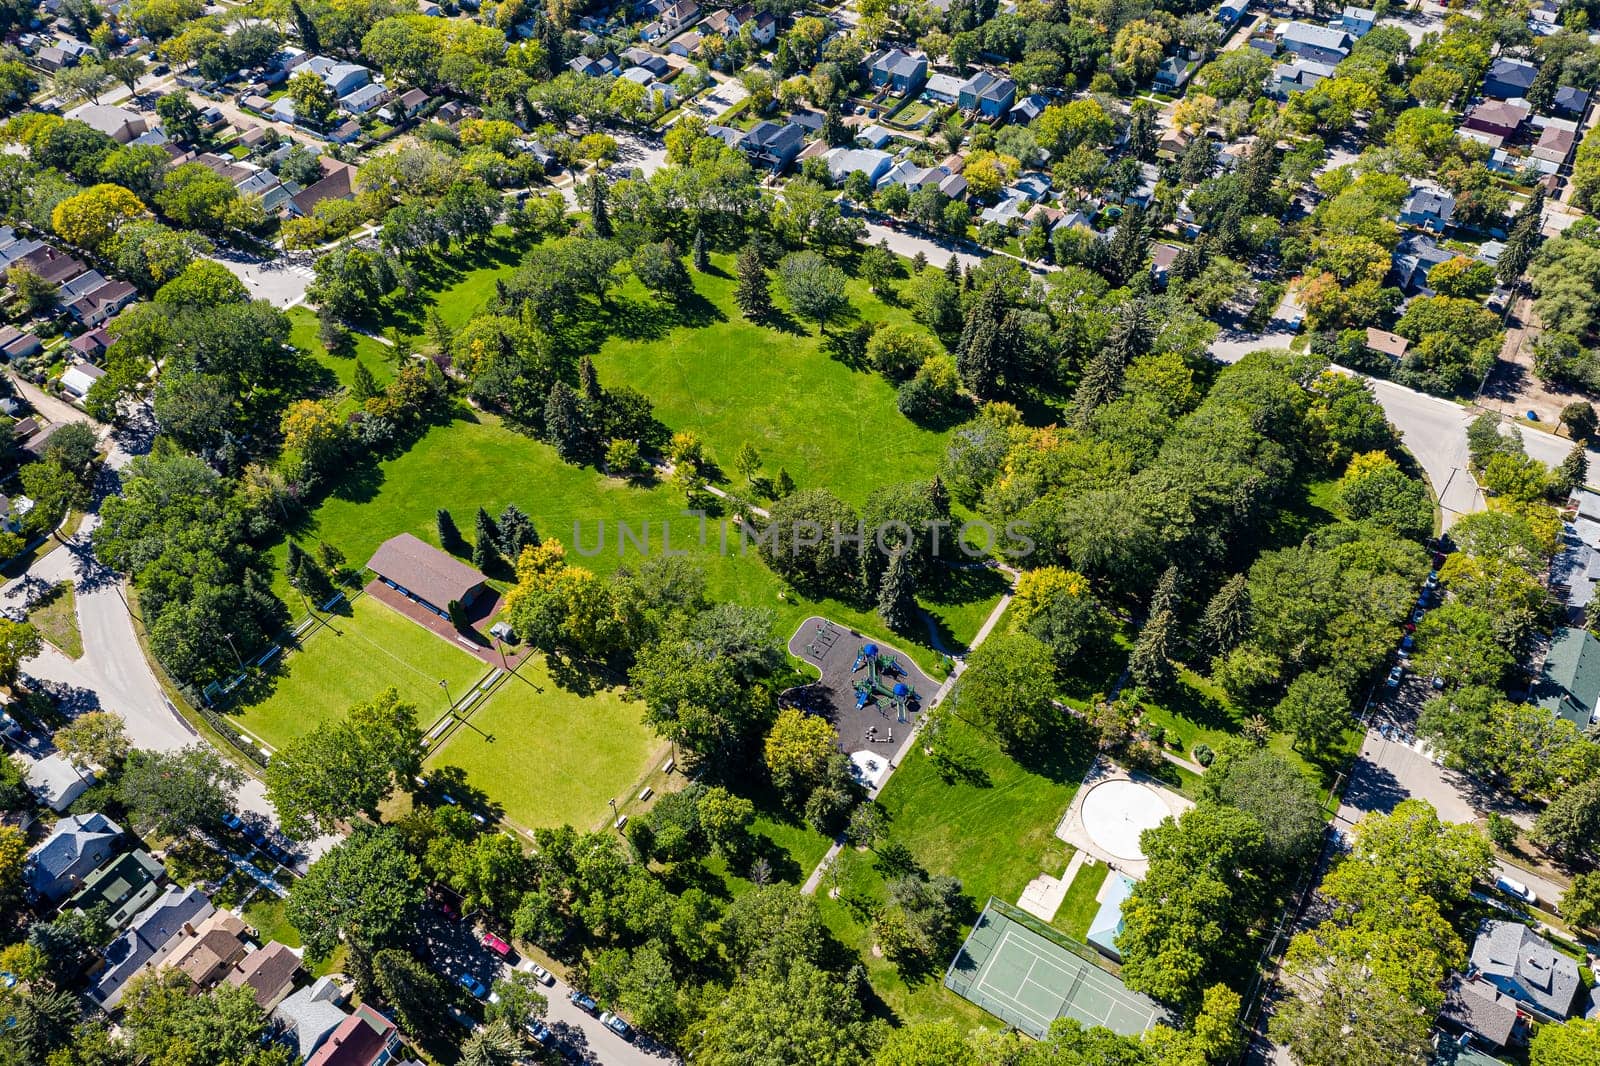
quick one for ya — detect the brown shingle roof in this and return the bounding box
[366,533,486,610]
[1365,327,1409,358]
[226,941,301,1009]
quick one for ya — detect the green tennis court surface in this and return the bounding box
[945,898,1169,1039]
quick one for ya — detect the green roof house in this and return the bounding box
[67,849,164,929]
[1533,626,1600,730]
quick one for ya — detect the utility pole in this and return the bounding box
[222,631,244,670]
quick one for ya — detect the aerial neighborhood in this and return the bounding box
[0,0,1599,1063]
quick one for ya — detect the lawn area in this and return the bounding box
[425,656,665,832]
[27,582,81,659]
[227,593,487,750]
[242,896,344,977]
[273,412,991,674]
[813,713,1093,1026]
[1052,858,1108,940]
[591,253,951,509]
[287,307,395,406]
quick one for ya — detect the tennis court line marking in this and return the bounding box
[973,926,1159,1033]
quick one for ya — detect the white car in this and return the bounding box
[517,959,555,986]
[1495,875,1537,905]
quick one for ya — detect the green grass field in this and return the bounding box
[28,582,81,659]
[1052,857,1108,940]
[426,656,665,832]
[229,593,487,750]
[287,307,396,405]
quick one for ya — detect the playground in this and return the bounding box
[946,897,1169,1039]
[785,617,937,789]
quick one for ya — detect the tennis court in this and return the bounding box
[946,898,1169,1039]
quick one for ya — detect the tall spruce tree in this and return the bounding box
[1200,573,1251,656]
[1149,565,1183,619]
[1130,608,1176,691]
[877,548,919,631]
[473,508,501,571]
[1497,187,1545,287]
[1559,442,1589,496]
[496,504,538,559]
[544,381,589,463]
[426,308,453,358]
[587,174,610,238]
[692,228,709,271]
[350,359,378,401]
[437,509,464,553]
[734,247,772,320]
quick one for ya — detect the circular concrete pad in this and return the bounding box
[1079,779,1171,862]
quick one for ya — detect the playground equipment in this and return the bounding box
[852,643,919,722]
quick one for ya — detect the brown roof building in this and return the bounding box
[226,941,301,1011]
[288,159,358,218]
[166,910,250,988]
[367,533,487,616]
[1365,327,1409,360]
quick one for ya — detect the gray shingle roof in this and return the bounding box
[25,812,121,903]
[91,885,214,1007]
[1470,920,1581,1020]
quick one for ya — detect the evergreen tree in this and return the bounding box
[928,475,951,520]
[1128,101,1158,161]
[1130,608,1176,691]
[447,599,469,630]
[437,509,464,553]
[578,355,602,410]
[587,174,610,238]
[289,0,319,53]
[292,554,335,603]
[957,285,1009,397]
[494,277,509,308]
[944,254,961,286]
[822,106,848,146]
[1497,187,1545,287]
[496,504,538,559]
[473,507,501,571]
[911,250,927,273]
[1239,136,1278,212]
[1107,205,1151,286]
[544,381,589,463]
[350,359,379,401]
[426,308,452,358]
[1149,564,1182,619]
[1178,135,1216,185]
[877,548,919,631]
[317,541,346,574]
[1200,573,1252,656]
[1072,348,1128,425]
[1559,442,1589,496]
[774,468,796,497]
[692,228,709,272]
[734,247,772,320]
[285,540,307,584]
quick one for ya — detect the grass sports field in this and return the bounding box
[230,593,486,750]
[426,657,665,832]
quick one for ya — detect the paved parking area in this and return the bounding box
[690,79,747,121]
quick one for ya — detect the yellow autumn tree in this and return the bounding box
[52,183,144,250]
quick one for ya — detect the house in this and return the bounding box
[226,941,302,1011]
[1532,625,1600,729]
[1552,86,1589,120]
[979,192,1030,228]
[1153,52,1199,91]
[19,246,89,286]
[287,159,358,218]
[307,1003,403,1066]
[23,752,95,812]
[822,147,893,185]
[736,5,776,44]
[1469,920,1582,1021]
[367,533,488,617]
[1339,5,1376,36]
[667,31,703,56]
[1391,234,1454,294]
[1123,162,1161,207]
[1010,93,1047,123]
[237,171,296,215]
[567,54,615,77]
[275,977,352,1061]
[1533,124,1577,166]
[300,56,371,98]
[64,103,147,143]
[0,493,33,535]
[1086,872,1137,960]
[1484,57,1538,101]
[867,48,927,96]
[1150,242,1183,285]
[394,88,430,120]
[623,51,669,78]
[701,8,737,35]
[24,812,122,904]
[1463,99,1530,142]
[924,71,963,104]
[1277,22,1352,65]
[34,47,72,72]
[339,83,387,115]
[0,325,42,361]
[958,70,1016,118]
[857,124,894,150]
[1216,0,1250,33]
[60,361,107,400]
[659,0,699,29]
[64,279,137,328]
[66,850,165,929]
[1365,327,1409,361]
[1273,57,1336,97]
[92,885,215,1008]
[271,96,298,123]
[1399,187,1456,232]
[740,120,804,170]
[877,161,955,193]
[166,909,251,989]
[1438,975,1520,1052]
[326,120,362,144]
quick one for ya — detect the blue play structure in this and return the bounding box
[852,643,919,722]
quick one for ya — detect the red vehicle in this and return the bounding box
[482,932,511,957]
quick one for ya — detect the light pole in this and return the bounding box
[223,631,243,670]
[608,797,619,830]
[439,678,453,714]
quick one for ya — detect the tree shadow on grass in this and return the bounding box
[415,764,505,823]
[1150,673,1242,735]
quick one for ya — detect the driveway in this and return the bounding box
[689,79,747,122]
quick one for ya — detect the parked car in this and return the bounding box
[601,1011,634,1040]
[220,812,243,831]
[1385,665,1404,688]
[569,990,598,1015]
[518,960,554,986]
[458,972,488,999]
[482,932,511,957]
[526,1020,553,1046]
[1495,875,1538,905]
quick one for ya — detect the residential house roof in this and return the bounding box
[226,941,302,1011]
[701,8,736,34]
[924,72,963,99]
[1486,57,1538,97]
[979,191,1030,227]
[1533,625,1600,728]
[1365,327,1408,358]
[1466,99,1531,133]
[24,811,121,903]
[63,103,146,143]
[1554,85,1589,116]
[1402,187,1456,225]
[869,48,926,82]
[822,147,892,184]
[65,281,136,326]
[23,752,95,811]
[92,885,215,1007]
[1009,93,1047,122]
[1278,21,1352,53]
[167,909,251,988]
[366,533,487,610]
[307,1003,399,1066]
[1534,124,1577,163]
[1470,920,1582,1019]
[1439,975,1518,1050]
[289,159,357,217]
[19,246,88,286]
[960,69,1015,104]
[66,849,164,929]
[858,124,893,149]
[340,83,387,110]
[1086,873,1136,959]
[1150,243,1183,275]
[273,977,350,1061]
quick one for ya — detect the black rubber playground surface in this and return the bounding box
[784,616,938,763]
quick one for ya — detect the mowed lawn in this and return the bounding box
[274,413,987,672]
[287,307,396,403]
[593,255,950,507]
[230,594,487,750]
[427,656,665,831]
